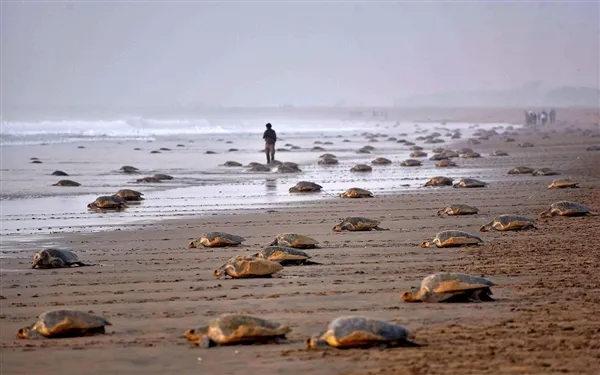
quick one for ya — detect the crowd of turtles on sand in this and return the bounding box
[21,125,599,351]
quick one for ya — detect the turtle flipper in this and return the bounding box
[301,260,322,266]
[74,262,92,267]
[374,226,389,231]
[50,258,66,268]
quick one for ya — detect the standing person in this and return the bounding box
[262,123,277,164]
[550,109,556,124]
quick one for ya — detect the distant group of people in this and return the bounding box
[525,109,556,125]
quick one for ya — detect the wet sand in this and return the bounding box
[2,115,600,374]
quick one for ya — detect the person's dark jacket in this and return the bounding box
[263,129,277,144]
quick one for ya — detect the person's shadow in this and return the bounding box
[265,178,277,197]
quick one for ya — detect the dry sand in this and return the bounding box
[2,113,600,375]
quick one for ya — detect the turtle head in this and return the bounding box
[87,203,97,210]
[420,241,432,248]
[16,326,31,339]
[184,326,213,347]
[400,290,421,302]
[305,336,329,350]
[213,264,228,279]
[31,250,49,268]
[332,225,342,232]
[436,209,446,217]
[188,240,199,249]
[452,183,459,188]
[479,222,493,232]
[539,209,553,218]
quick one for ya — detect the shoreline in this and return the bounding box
[1,113,600,374]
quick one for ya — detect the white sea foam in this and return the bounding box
[0,117,378,145]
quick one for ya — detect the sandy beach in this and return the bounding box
[1,109,600,375]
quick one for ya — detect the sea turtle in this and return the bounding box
[332,217,388,232]
[437,160,457,168]
[480,214,537,232]
[518,142,534,148]
[547,179,579,189]
[305,316,418,349]
[276,163,302,173]
[508,166,534,174]
[421,230,483,248]
[424,176,454,187]
[312,146,326,152]
[188,232,246,248]
[540,201,598,218]
[318,157,339,165]
[16,310,112,339]
[410,146,424,151]
[136,176,163,183]
[410,151,428,158]
[30,160,43,164]
[459,151,481,158]
[456,148,473,154]
[248,163,271,172]
[51,170,69,176]
[339,188,373,198]
[319,153,337,159]
[532,168,558,176]
[350,164,372,172]
[587,145,600,151]
[254,246,320,266]
[213,255,283,279]
[120,165,139,174]
[289,181,323,193]
[490,150,509,156]
[87,196,127,210]
[152,173,173,180]
[205,151,217,154]
[429,154,448,161]
[112,189,144,201]
[400,272,495,303]
[184,314,291,348]
[224,161,243,167]
[269,233,319,249]
[401,159,422,167]
[436,204,479,217]
[52,180,81,187]
[372,157,392,165]
[453,178,487,188]
[443,150,459,158]
[31,249,89,269]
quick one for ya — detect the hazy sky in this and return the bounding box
[2,1,599,108]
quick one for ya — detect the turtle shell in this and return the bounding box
[52,180,81,187]
[350,164,373,172]
[32,249,84,269]
[436,204,479,217]
[256,246,313,265]
[306,316,416,349]
[184,314,291,347]
[424,176,453,187]
[269,233,319,249]
[401,272,495,303]
[88,196,127,210]
[214,256,283,279]
[401,159,422,167]
[371,157,392,165]
[16,310,111,339]
[422,230,483,248]
[480,215,536,232]
[189,232,245,248]
[532,168,558,176]
[453,178,487,188]
[508,166,534,174]
[339,188,373,198]
[113,189,144,201]
[540,201,597,217]
[333,217,382,232]
[547,179,578,189]
[289,182,322,193]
